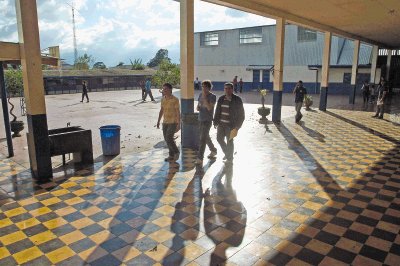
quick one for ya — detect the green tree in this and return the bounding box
[152,59,180,88]
[4,69,24,121]
[129,58,145,70]
[147,49,170,67]
[93,61,107,69]
[74,53,95,70]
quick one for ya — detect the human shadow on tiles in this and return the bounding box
[298,121,325,142]
[204,165,247,265]
[263,122,400,265]
[82,153,180,265]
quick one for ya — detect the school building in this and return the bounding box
[194,24,385,94]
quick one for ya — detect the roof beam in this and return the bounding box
[0,41,59,66]
[204,0,391,48]
[0,42,21,61]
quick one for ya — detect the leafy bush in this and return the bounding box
[4,69,23,97]
[130,58,145,70]
[151,59,180,88]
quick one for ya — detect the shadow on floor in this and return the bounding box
[266,120,399,265]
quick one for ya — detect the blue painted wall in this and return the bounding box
[210,81,361,95]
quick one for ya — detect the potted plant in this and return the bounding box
[4,69,24,137]
[257,89,270,122]
[304,95,313,110]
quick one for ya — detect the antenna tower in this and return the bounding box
[67,2,78,64]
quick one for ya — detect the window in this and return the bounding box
[297,27,317,42]
[240,27,262,44]
[201,32,219,46]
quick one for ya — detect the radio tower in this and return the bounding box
[67,2,78,64]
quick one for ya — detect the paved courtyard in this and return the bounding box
[0,89,399,265]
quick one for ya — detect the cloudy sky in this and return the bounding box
[0,0,275,67]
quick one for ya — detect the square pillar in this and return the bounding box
[319,32,331,111]
[16,0,52,180]
[180,0,194,114]
[370,45,378,84]
[386,50,392,81]
[349,40,360,104]
[272,17,285,123]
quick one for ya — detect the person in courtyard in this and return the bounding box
[293,80,307,123]
[233,76,238,93]
[239,78,243,93]
[372,79,388,119]
[157,83,180,162]
[194,77,200,90]
[195,80,218,165]
[361,80,370,104]
[143,78,155,102]
[80,81,89,103]
[139,79,146,100]
[213,82,245,164]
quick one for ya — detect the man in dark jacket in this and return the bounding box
[213,83,245,164]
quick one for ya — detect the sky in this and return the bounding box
[0,0,275,67]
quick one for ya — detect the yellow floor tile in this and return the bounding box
[60,230,86,245]
[112,246,141,262]
[15,217,41,230]
[43,217,68,230]
[29,230,57,245]
[71,217,95,229]
[144,244,173,262]
[149,228,175,243]
[0,247,11,260]
[13,246,43,264]
[0,231,27,245]
[4,207,27,218]
[46,246,75,264]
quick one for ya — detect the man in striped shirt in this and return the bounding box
[213,83,245,164]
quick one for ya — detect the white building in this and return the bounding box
[195,24,381,94]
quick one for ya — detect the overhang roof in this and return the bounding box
[205,0,400,49]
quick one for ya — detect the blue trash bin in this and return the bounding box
[99,125,121,156]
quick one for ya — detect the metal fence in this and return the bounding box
[43,75,150,95]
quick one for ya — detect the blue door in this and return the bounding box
[252,70,261,90]
[262,70,270,90]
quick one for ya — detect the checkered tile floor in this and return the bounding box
[0,102,399,265]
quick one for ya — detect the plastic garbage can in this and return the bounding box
[100,125,121,156]
[181,113,199,149]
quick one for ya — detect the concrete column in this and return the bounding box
[180,0,196,149]
[272,17,285,123]
[319,32,331,111]
[386,49,392,81]
[16,0,52,180]
[349,40,360,104]
[180,0,194,114]
[370,45,378,84]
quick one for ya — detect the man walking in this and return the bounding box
[233,76,238,93]
[195,80,218,165]
[143,78,155,102]
[361,81,370,104]
[213,83,245,164]
[293,80,307,123]
[372,79,388,119]
[194,77,200,90]
[157,83,180,162]
[80,81,89,103]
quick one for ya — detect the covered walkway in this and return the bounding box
[0,96,399,265]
